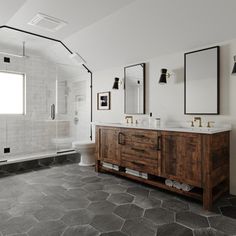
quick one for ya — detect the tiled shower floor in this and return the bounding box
[0,163,235,236]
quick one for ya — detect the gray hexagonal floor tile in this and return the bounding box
[60,196,90,210]
[62,225,100,236]
[104,184,127,194]
[176,212,209,229]
[28,220,66,236]
[108,193,134,205]
[9,202,43,217]
[81,176,102,183]
[67,188,88,198]
[156,223,193,236]
[194,228,228,236]
[100,177,122,185]
[100,231,128,236]
[61,209,94,226]
[144,207,174,225]
[62,181,85,189]
[33,206,64,221]
[0,215,37,235]
[83,183,104,191]
[208,215,236,235]
[0,199,13,211]
[121,217,157,236]
[114,203,144,219]
[162,198,189,212]
[127,187,150,198]
[88,200,116,215]
[86,190,109,202]
[91,214,124,232]
[134,196,161,209]
[0,212,11,222]
[149,189,175,201]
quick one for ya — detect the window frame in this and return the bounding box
[0,70,26,115]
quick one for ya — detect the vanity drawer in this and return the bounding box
[121,129,159,147]
[121,145,158,161]
[121,159,158,175]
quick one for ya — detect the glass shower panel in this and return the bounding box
[0,56,27,161]
[56,64,91,153]
[0,55,58,161]
[29,57,57,156]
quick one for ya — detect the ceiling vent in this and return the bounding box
[28,13,67,32]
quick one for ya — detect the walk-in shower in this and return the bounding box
[0,26,92,163]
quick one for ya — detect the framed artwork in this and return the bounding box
[97,91,111,110]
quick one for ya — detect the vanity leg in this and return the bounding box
[95,160,100,172]
[203,185,212,211]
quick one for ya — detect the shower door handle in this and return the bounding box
[51,104,55,120]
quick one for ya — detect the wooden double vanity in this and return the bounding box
[95,124,230,210]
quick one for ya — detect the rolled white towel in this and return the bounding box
[165,179,173,187]
[173,181,182,189]
[181,183,193,192]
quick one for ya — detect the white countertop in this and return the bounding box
[93,122,231,134]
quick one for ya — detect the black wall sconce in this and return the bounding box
[112,77,123,89]
[232,56,236,74]
[159,68,171,84]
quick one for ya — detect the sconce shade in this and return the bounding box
[112,77,120,89]
[159,68,168,84]
[232,56,236,74]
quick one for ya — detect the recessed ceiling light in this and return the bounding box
[28,13,67,32]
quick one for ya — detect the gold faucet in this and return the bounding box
[125,116,133,124]
[207,121,215,128]
[194,117,202,127]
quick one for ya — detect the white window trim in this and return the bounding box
[0,70,26,116]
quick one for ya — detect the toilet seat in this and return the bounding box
[72,141,95,149]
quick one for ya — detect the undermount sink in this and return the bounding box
[166,126,229,133]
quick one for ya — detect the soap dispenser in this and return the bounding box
[148,112,153,127]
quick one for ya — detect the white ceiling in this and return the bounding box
[1,0,236,71]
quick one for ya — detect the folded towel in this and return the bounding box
[173,181,182,189]
[165,179,173,187]
[181,183,193,192]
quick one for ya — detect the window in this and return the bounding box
[0,71,25,114]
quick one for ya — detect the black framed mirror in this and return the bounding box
[124,63,145,114]
[184,46,219,115]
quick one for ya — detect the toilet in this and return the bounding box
[72,140,96,166]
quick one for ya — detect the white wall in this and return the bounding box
[93,39,236,195]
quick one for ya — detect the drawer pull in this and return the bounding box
[133,134,146,138]
[157,136,161,150]
[131,148,145,153]
[118,132,125,145]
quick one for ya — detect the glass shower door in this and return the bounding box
[55,63,91,153]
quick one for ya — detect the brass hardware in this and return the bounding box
[187,121,194,127]
[118,132,125,145]
[194,117,202,127]
[207,121,215,128]
[157,136,161,151]
[131,148,145,153]
[133,134,145,138]
[125,116,133,124]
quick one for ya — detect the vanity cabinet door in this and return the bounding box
[96,126,120,165]
[161,132,202,187]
